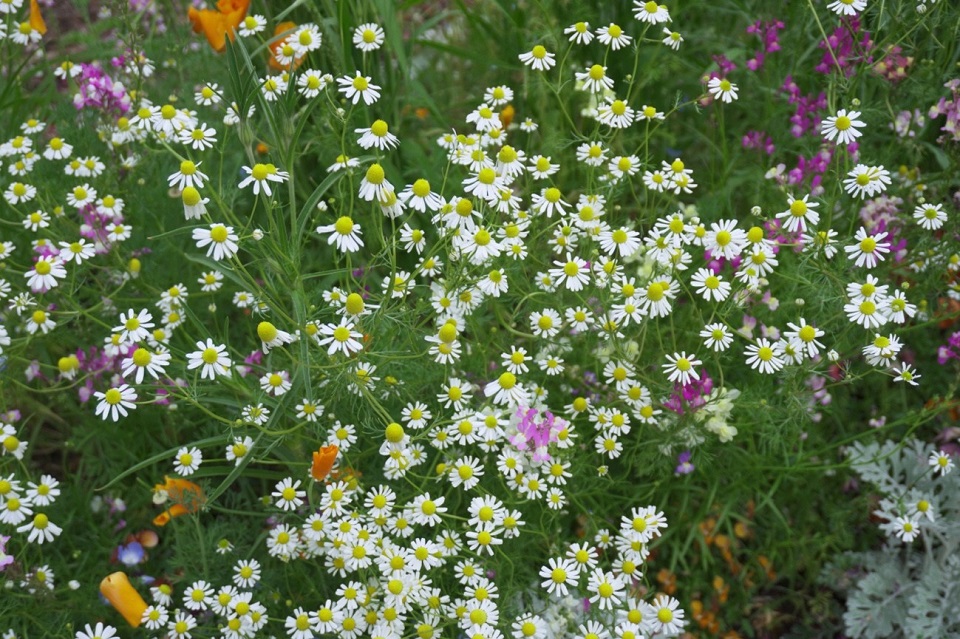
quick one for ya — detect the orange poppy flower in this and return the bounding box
[29,0,46,35]
[152,476,205,526]
[187,0,251,53]
[311,444,338,481]
[100,572,148,627]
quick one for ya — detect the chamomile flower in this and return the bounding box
[94,385,137,421]
[649,593,685,636]
[198,270,223,292]
[114,308,154,343]
[662,27,683,49]
[803,228,839,258]
[596,23,632,50]
[122,347,171,383]
[178,123,218,150]
[530,308,562,338]
[776,194,820,233]
[744,338,784,374]
[598,227,641,257]
[358,163,394,202]
[239,14,267,36]
[260,370,292,396]
[273,478,305,511]
[75,624,118,639]
[844,227,890,269]
[26,475,60,507]
[929,450,954,476]
[43,137,73,160]
[18,513,62,544]
[827,0,867,16]
[316,216,364,253]
[597,97,635,129]
[700,322,733,351]
[225,436,253,465]
[194,82,222,106]
[484,85,514,107]
[66,183,96,208]
[608,154,641,179]
[893,362,921,386]
[843,164,891,199]
[531,187,569,217]
[186,339,233,379]
[337,72,381,105]
[257,321,294,353]
[297,69,331,98]
[356,119,399,151]
[691,268,731,302]
[913,202,947,230]
[353,23,384,52]
[317,321,364,356]
[173,447,202,476]
[564,22,594,44]
[886,289,917,324]
[239,163,289,196]
[845,297,888,329]
[22,209,49,232]
[141,605,169,630]
[892,516,920,543]
[707,77,739,103]
[662,352,702,385]
[168,610,197,639]
[519,45,556,71]
[193,224,239,261]
[463,167,505,202]
[539,557,580,597]
[550,254,591,291]
[821,109,866,145]
[25,257,67,292]
[704,219,746,260]
[400,179,443,212]
[466,103,502,132]
[634,1,671,24]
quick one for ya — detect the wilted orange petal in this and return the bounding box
[29,0,46,35]
[153,503,190,527]
[500,105,515,129]
[100,572,148,627]
[311,444,338,481]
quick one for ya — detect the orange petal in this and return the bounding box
[100,572,148,627]
[29,0,47,35]
[500,105,515,129]
[187,8,231,52]
[311,444,338,482]
[152,503,191,527]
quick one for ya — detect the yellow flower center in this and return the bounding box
[366,163,385,184]
[210,225,228,243]
[334,216,355,235]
